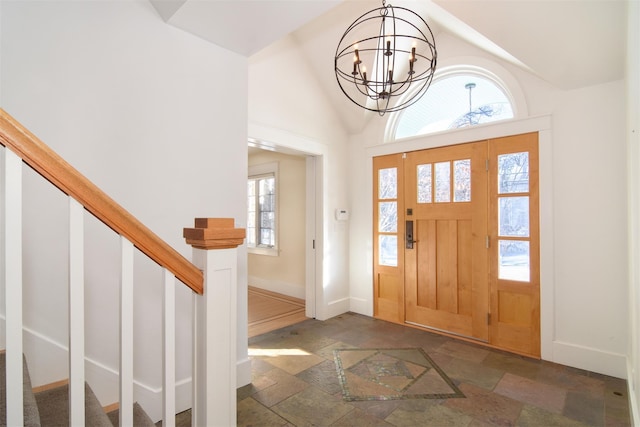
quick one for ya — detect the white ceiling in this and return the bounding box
[150,0,627,135]
[149,0,342,56]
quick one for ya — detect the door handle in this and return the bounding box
[406,220,417,249]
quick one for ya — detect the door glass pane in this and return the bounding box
[379,168,397,199]
[499,197,529,237]
[498,240,530,282]
[417,164,432,203]
[379,202,397,232]
[498,152,529,193]
[453,159,471,202]
[435,162,451,203]
[379,235,398,266]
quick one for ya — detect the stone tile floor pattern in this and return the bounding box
[334,348,464,401]
[238,312,632,426]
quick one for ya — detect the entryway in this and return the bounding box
[373,132,540,357]
[247,142,319,334]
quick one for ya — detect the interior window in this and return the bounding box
[247,162,278,255]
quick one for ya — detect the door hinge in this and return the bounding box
[487,313,492,325]
[312,239,315,249]
[402,152,407,159]
[485,159,489,171]
[485,235,490,249]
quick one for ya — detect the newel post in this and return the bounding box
[184,218,245,427]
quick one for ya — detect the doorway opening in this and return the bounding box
[247,144,318,336]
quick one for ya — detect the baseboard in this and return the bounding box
[349,297,372,316]
[248,276,305,299]
[237,357,252,388]
[628,358,639,427]
[22,326,69,388]
[316,297,350,321]
[552,340,627,378]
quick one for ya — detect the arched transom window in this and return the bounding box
[393,72,515,140]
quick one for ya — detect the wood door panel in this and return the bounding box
[405,141,488,341]
[378,273,401,301]
[416,220,436,309]
[375,272,403,323]
[411,219,474,326]
[495,323,535,355]
[411,203,474,218]
[457,220,473,316]
[498,290,532,326]
[406,305,473,336]
[435,219,459,314]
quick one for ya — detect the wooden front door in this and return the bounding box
[404,141,489,342]
[373,133,540,357]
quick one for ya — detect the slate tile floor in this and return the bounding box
[237,312,631,426]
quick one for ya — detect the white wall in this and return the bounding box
[1,0,248,420]
[248,35,350,320]
[248,150,306,299]
[347,33,629,379]
[550,80,627,374]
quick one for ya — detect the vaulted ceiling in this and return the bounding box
[150,0,627,135]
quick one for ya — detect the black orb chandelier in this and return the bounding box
[334,0,437,116]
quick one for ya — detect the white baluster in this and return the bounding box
[3,148,23,426]
[69,197,85,425]
[162,268,176,427]
[120,237,134,427]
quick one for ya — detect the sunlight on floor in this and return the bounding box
[248,348,311,357]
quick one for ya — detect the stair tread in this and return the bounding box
[0,353,41,427]
[106,402,156,427]
[2,353,156,427]
[34,382,112,427]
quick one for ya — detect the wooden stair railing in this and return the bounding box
[0,108,203,294]
[0,109,245,426]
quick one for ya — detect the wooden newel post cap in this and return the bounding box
[183,218,246,249]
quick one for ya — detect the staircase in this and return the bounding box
[1,352,155,426]
[1,109,245,426]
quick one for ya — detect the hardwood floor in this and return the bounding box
[248,286,307,338]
